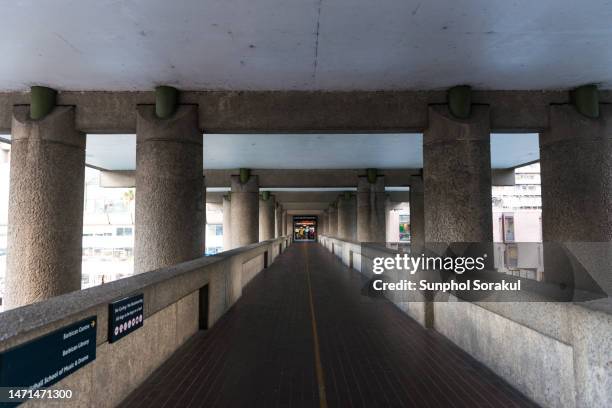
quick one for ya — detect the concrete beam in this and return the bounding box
[101,167,516,190]
[491,169,516,186]
[206,169,419,188]
[99,169,419,188]
[205,190,410,205]
[4,90,612,134]
[99,170,136,187]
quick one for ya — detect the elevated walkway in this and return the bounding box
[120,243,536,407]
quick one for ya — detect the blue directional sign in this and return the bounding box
[0,316,97,406]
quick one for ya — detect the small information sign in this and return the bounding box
[108,293,144,343]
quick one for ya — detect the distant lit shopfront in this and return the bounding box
[293,216,317,241]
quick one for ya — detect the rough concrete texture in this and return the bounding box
[570,301,612,408]
[321,235,430,326]
[203,168,417,188]
[423,105,493,242]
[3,90,596,133]
[222,195,232,250]
[321,234,612,408]
[409,175,425,251]
[281,210,287,236]
[99,170,136,188]
[274,203,282,238]
[2,236,291,407]
[541,104,612,241]
[384,196,393,242]
[434,298,575,408]
[286,213,292,238]
[327,205,338,237]
[242,253,265,287]
[259,194,276,241]
[491,168,516,186]
[134,105,203,273]
[540,104,612,294]
[337,194,357,241]
[201,177,207,254]
[319,212,327,236]
[26,292,197,408]
[230,175,259,248]
[97,168,419,190]
[5,106,85,309]
[356,176,386,242]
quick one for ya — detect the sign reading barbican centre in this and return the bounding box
[0,317,97,396]
[108,293,144,343]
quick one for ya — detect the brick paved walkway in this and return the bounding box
[119,243,538,408]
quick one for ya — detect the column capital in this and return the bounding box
[426,105,490,143]
[230,174,259,192]
[12,105,84,148]
[357,175,385,192]
[542,104,612,147]
[136,105,201,145]
[409,175,423,193]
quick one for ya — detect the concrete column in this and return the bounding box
[274,203,282,238]
[281,210,288,236]
[259,193,276,241]
[230,175,259,248]
[385,196,395,242]
[201,177,207,254]
[5,106,85,309]
[409,175,425,251]
[285,213,292,238]
[135,105,203,273]
[423,105,492,242]
[328,204,338,237]
[357,176,386,242]
[337,193,357,241]
[540,105,612,294]
[319,211,327,236]
[222,194,232,250]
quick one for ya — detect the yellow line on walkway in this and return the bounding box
[305,245,328,408]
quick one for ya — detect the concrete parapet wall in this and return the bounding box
[317,235,612,408]
[0,236,291,408]
[319,235,427,324]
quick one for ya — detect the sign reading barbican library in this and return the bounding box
[108,293,144,343]
[0,317,97,397]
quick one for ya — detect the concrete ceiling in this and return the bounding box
[2,1,612,91]
[85,133,538,170]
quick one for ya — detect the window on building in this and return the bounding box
[399,214,410,242]
[502,215,515,242]
[82,166,135,289]
[116,227,133,236]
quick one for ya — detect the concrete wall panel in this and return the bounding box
[1,237,292,408]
